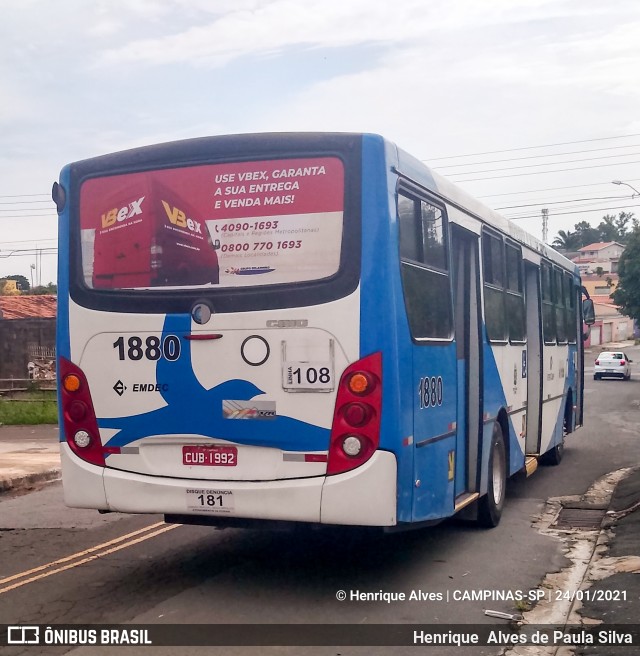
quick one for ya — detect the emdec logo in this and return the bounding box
[101,197,145,228]
[161,200,202,234]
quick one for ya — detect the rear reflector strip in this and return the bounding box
[305,454,328,463]
[282,453,328,463]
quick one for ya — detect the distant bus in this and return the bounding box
[54,133,594,529]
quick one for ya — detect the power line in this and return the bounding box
[438,151,640,175]
[4,136,640,200]
[0,238,57,246]
[479,179,640,199]
[495,195,628,210]
[428,133,640,161]
[0,200,52,205]
[432,143,640,169]
[0,214,57,219]
[451,159,640,183]
[0,248,57,254]
[0,193,50,199]
[504,202,640,221]
[0,248,58,260]
[0,209,55,214]
[1,136,638,241]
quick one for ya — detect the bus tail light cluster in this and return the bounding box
[327,352,382,475]
[59,357,105,467]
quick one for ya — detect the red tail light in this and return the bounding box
[595,360,600,365]
[327,352,382,475]
[59,357,106,467]
[620,360,626,366]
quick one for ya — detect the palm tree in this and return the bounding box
[552,229,581,251]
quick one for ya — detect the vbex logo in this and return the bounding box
[161,200,202,234]
[101,197,145,229]
[8,626,40,645]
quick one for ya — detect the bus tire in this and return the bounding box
[477,422,507,528]
[540,440,564,466]
[541,399,569,466]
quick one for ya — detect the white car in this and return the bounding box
[594,351,633,380]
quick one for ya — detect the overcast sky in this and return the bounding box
[2,0,640,286]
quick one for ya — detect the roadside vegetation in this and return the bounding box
[0,390,58,425]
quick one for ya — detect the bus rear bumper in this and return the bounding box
[61,445,397,527]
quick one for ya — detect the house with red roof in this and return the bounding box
[0,295,56,380]
[571,242,625,275]
[0,295,57,320]
[567,243,637,345]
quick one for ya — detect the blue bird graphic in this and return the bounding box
[100,314,330,452]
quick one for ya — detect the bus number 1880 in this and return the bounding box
[418,376,443,409]
[113,335,181,361]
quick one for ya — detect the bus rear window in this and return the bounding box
[79,157,344,291]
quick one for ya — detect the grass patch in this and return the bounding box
[0,399,58,425]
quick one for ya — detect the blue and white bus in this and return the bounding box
[54,133,594,529]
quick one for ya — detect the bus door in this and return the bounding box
[451,226,483,501]
[400,192,458,522]
[575,282,586,426]
[524,262,543,454]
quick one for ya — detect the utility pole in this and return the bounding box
[541,208,548,244]
[36,247,42,287]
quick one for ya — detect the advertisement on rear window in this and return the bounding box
[79,157,344,290]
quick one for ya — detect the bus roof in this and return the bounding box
[387,137,578,273]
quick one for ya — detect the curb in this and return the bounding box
[0,468,62,495]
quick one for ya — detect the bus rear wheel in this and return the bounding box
[477,422,507,528]
[541,399,570,466]
[540,439,564,466]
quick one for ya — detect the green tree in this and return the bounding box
[611,227,640,322]
[597,212,633,243]
[552,212,637,251]
[31,282,57,295]
[573,221,600,247]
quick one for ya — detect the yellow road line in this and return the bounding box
[0,521,166,586]
[0,521,177,594]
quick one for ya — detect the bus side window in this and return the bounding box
[541,261,556,344]
[555,267,568,344]
[482,230,506,342]
[420,201,446,270]
[505,242,525,343]
[397,192,452,340]
[565,272,577,344]
[398,194,422,262]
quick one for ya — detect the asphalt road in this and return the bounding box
[1,346,639,656]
